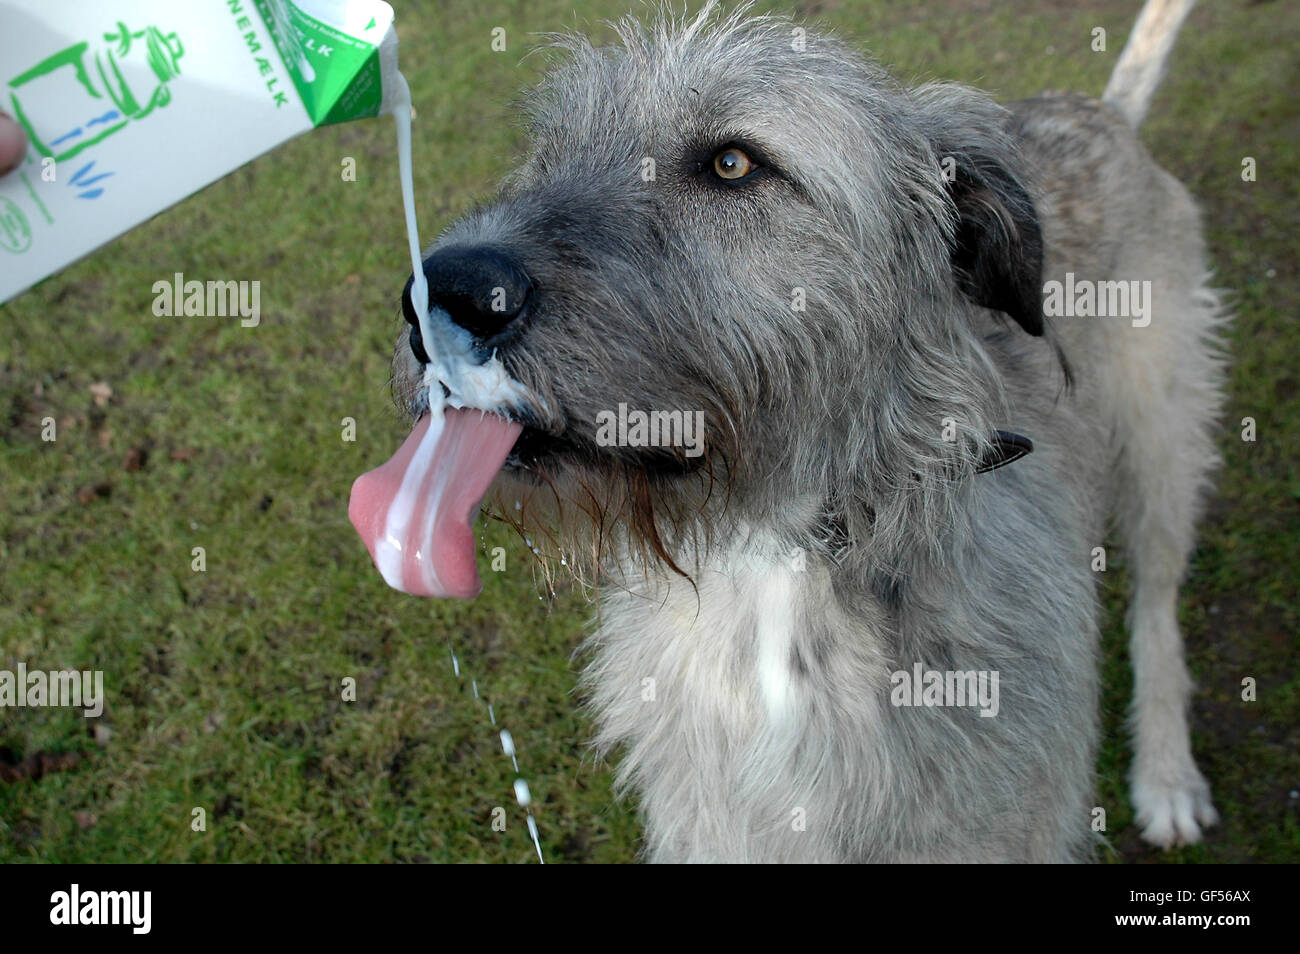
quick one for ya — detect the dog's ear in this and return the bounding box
[945,154,1044,336]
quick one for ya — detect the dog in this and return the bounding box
[350,0,1226,861]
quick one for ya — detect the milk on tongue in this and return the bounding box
[350,82,522,598]
[349,408,521,598]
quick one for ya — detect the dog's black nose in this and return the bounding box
[402,246,532,344]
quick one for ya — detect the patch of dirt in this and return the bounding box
[0,747,86,784]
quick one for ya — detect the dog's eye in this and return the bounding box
[713,147,757,181]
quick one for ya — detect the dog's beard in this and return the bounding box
[488,449,732,595]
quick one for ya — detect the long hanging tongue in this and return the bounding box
[349,408,522,598]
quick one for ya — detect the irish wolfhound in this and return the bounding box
[350,0,1226,861]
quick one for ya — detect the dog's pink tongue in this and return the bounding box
[349,408,522,598]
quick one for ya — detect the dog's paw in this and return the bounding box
[1131,765,1218,848]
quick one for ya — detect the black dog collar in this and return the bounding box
[976,430,1034,474]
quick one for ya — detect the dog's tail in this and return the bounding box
[1103,0,1197,127]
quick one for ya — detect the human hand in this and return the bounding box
[0,112,28,176]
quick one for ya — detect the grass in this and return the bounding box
[1,0,1296,863]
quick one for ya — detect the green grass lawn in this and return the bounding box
[1,0,1296,863]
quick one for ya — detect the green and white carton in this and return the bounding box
[0,0,403,303]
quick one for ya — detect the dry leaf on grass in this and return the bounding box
[88,381,112,406]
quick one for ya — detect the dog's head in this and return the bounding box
[365,5,1045,593]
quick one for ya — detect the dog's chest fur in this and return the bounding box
[585,530,931,862]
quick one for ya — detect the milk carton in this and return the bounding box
[0,0,404,303]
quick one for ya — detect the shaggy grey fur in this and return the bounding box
[391,1,1226,861]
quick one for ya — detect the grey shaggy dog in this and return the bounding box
[390,0,1226,861]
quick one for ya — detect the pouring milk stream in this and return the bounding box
[347,73,524,600]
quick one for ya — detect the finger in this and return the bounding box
[0,112,29,175]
